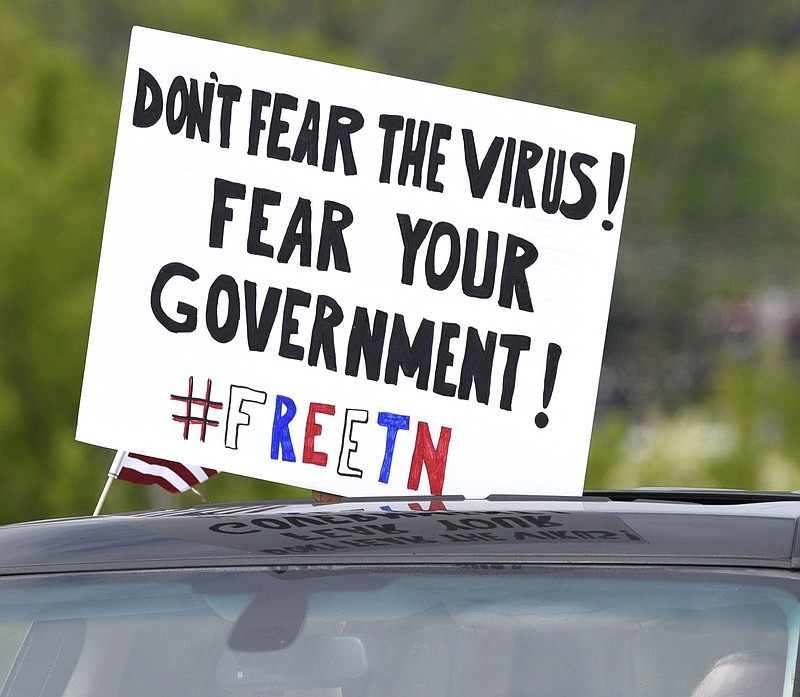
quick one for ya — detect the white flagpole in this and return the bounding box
[92,451,125,516]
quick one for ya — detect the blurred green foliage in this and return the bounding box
[587,345,800,491]
[4,0,800,522]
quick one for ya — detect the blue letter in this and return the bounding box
[271,394,297,461]
[377,412,410,483]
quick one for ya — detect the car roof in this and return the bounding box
[2,490,800,575]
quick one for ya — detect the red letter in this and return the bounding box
[409,501,448,511]
[303,402,335,466]
[407,422,451,495]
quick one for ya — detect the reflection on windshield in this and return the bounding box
[0,567,795,697]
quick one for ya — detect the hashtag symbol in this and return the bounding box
[170,376,223,441]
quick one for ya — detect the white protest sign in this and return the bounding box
[77,27,635,498]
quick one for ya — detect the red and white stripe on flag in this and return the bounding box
[110,452,217,494]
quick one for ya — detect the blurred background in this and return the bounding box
[3,0,800,522]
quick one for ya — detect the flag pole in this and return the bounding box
[92,476,115,516]
[93,451,124,516]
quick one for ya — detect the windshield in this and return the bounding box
[0,566,796,697]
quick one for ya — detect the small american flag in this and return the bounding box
[110,451,217,494]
